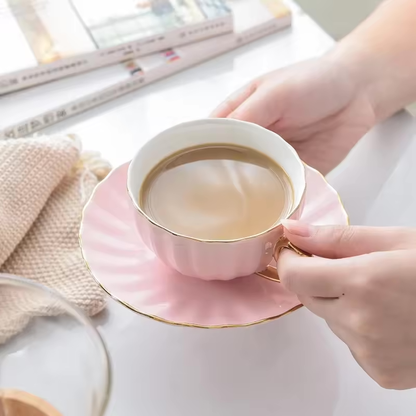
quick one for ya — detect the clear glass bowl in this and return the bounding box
[0,274,111,416]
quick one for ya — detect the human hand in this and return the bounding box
[211,57,376,174]
[278,220,416,390]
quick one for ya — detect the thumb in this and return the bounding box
[210,83,256,118]
[229,85,281,127]
[281,220,416,259]
[210,80,280,128]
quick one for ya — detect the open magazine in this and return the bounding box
[0,0,292,139]
[0,0,232,94]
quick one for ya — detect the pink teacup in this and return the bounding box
[127,118,306,281]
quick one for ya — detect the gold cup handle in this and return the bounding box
[255,236,311,283]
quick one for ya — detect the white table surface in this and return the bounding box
[38,7,416,416]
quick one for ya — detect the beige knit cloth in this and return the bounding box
[0,134,111,343]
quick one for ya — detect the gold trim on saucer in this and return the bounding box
[91,270,304,329]
[79,162,348,329]
[79,231,303,329]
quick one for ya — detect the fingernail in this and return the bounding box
[281,219,311,237]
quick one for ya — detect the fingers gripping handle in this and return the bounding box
[255,236,311,283]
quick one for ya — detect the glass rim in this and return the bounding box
[0,273,112,416]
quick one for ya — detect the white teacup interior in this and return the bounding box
[128,119,305,236]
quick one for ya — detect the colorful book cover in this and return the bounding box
[0,0,293,139]
[0,0,232,93]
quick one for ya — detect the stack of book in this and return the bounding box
[0,0,293,139]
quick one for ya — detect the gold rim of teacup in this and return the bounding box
[127,120,307,244]
[79,162,349,329]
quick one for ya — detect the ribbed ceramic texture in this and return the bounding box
[80,163,348,327]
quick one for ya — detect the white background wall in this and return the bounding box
[296,0,383,39]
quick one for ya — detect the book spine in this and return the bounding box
[0,15,291,141]
[0,14,233,96]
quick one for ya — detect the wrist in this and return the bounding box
[326,42,382,121]
[325,0,416,122]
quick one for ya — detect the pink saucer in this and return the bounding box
[80,163,348,328]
